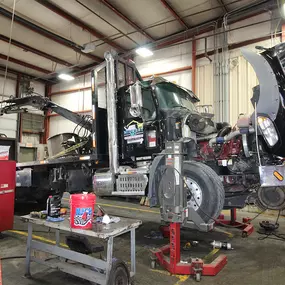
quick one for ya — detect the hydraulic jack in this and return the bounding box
[151,222,227,281]
[216,208,254,237]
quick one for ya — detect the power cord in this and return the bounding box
[1,256,26,261]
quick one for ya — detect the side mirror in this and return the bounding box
[129,81,143,117]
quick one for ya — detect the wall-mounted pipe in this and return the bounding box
[192,40,196,93]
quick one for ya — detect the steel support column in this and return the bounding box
[15,74,22,145]
[192,40,196,93]
[43,85,51,144]
[282,24,285,42]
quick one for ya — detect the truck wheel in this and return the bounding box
[183,161,225,223]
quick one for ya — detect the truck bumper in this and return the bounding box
[259,165,285,187]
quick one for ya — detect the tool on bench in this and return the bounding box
[150,141,227,282]
[30,211,47,219]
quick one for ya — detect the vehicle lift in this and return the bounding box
[216,209,254,238]
[150,141,227,281]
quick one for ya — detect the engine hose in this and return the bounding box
[217,125,232,137]
[209,127,254,147]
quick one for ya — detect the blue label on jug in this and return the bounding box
[74,207,92,227]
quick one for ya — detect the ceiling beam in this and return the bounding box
[0,34,75,68]
[217,0,228,13]
[99,0,154,42]
[0,65,47,82]
[122,0,276,57]
[0,53,51,74]
[160,0,189,29]
[35,0,125,51]
[0,7,102,63]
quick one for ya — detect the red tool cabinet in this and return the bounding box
[0,160,16,232]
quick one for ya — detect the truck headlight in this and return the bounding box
[257,116,278,147]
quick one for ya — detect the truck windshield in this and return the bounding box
[155,82,197,112]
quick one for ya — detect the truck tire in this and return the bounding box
[183,161,225,223]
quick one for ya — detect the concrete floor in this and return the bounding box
[1,196,285,285]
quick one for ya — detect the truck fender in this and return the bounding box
[148,153,165,207]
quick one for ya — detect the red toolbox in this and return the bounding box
[0,160,16,232]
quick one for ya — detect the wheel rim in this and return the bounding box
[185,177,203,211]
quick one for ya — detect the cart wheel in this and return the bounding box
[195,273,201,282]
[150,260,156,269]
[107,260,130,285]
[242,232,248,238]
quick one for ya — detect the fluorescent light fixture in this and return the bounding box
[136,47,153,57]
[58,73,75,81]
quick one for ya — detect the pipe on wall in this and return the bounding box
[192,40,196,93]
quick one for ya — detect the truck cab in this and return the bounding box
[116,78,218,168]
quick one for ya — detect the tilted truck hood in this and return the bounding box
[242,43,285,156]
[241,48,280,123]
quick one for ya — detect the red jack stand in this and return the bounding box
[216,209,254,237]
[151,223,227,281]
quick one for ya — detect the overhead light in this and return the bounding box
[58,73,75,81]
[136,47,153,57]
[82,42,96,53]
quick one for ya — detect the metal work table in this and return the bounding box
[21,215,142,285]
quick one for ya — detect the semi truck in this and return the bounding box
[2,43,285,223]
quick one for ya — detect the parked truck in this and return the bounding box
[2,43,285,223]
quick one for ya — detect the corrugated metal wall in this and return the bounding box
[196,55,258,125]
[229,56,257,124]
[196,64,214,108]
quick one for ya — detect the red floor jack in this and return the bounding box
[216,208,254,237]
[151,222,227,281]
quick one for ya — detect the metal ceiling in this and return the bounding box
[0,0,277,81]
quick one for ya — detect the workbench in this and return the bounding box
[21,215,142,285]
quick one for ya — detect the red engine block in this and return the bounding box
[199,138,242,161]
